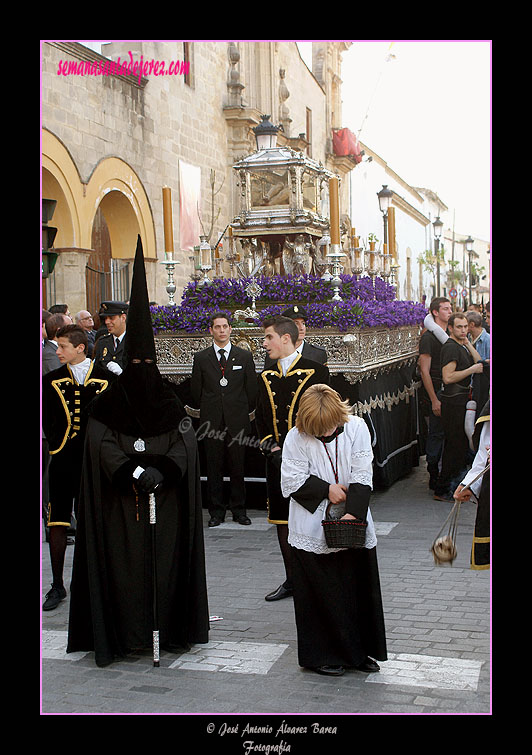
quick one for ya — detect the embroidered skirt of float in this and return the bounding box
[290,544,387,670]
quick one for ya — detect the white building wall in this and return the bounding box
[349,147,435,304]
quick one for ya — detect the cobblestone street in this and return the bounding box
[41,463,490,725]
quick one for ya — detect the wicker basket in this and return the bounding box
[321,502,367,549]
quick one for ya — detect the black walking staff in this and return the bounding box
[149,492,160,667]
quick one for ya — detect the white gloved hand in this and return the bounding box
[107,361,123,375]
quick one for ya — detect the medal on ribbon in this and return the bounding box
[219,348,228,387]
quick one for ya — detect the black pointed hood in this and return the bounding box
[88,235,186,436]
[123,235,156,365]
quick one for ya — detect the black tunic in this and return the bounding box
[291,546,388,669]
[42,362,111,525]
[255,354,330,523]
[67,417,209,667]
[470,402,490,570]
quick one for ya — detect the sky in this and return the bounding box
[300,40,491,242]
[79,40,491,242]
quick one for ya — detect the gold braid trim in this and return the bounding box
[260,372,280,443]
[49,366,109,454]
[470,536,490,570]
[286,368,316,431]
[49,377,73,455]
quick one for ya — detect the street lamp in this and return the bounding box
[433,216,443,296]
[377,185,393,245]
[465,235,474,305]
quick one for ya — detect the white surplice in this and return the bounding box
[281,415,377,554]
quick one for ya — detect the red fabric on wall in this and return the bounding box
[332,128,363,163]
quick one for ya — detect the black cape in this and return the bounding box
[470,400,490,570]
[66,415,209,667]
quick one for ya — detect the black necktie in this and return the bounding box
[219,349,226,368]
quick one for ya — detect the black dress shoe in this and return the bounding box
[356,657,380,672]
[43,585,67,611]
[264,584,293,601]
[314,665,345,676]
[208,516,224,527]
[233,514,251,525]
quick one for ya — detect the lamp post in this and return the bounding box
[465,235,474,306]
[433,216,443,297]
[377,185,393,246]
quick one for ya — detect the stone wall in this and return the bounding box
[42,41,350,309]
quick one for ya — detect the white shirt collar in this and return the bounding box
[69,358,91,385]
[279,351,299,376]
[214,342,231,357]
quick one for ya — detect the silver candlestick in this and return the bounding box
[326,244,345,301]
[160,256,180,306]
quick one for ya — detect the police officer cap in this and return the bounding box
[282,305,308,321]
[99,300,129,316]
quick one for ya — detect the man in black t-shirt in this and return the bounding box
[433,313,484,501]
[418,297,452,489]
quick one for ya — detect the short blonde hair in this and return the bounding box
[295,384,353,437]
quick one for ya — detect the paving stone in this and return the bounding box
[41,464,491,715]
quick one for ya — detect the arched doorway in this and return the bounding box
[86,205,131,321]
[42,131,157,314]
[42,168,77,309]
[86,188,144,317]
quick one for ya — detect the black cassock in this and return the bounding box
[67,416,209,667]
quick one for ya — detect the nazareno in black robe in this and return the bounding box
[66,413,210,667]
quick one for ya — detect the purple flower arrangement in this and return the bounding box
[150,274,427,334]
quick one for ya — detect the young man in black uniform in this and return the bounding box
[256,315,329,601]
[191,312,257,526]
[42,325,112,610]
[263,305,327,369]
[433,312,484,501]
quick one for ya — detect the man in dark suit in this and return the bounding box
[191,312,258,527]
[256,315,330,601]
[92,301,129,375]
[263,305,327,369]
